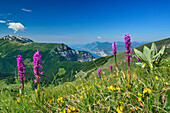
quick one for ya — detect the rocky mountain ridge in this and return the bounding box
[1,34,33,43]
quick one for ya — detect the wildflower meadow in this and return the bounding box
[0,34,169,113]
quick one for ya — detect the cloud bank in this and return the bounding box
[0,20,6,23]
[8,22,26,33]
[22,8,32,12]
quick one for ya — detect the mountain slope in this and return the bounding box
[80,38,170,75]
[0,35,95,84]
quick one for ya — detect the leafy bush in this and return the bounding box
[134,43,166,70]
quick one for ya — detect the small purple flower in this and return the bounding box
[33,49,43,83]
[124,34,132,82]
[124,34,132,61]
[112,42,117,56]
[137,58,141,62]
[17,55,26,83]
[110,65,113,72]
[98,68,102,79]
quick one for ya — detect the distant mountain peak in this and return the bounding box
[1,34,33,43]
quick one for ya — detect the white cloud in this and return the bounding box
[8,22,26,33]
[0,20,6,23]
[97,36,102,39]
[22,8,32,12]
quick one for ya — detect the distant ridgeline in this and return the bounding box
[0,34,95,85]
[76,41,149,57]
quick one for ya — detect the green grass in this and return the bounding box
[0,58,169,113]
[0,38,169,112]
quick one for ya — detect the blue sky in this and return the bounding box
[0,0,170,44]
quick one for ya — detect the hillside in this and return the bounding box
[0,35,95,85]
[80,38,170,75]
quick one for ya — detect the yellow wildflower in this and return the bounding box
[138,93,142,96]
[120,102,124,105]
[155,61,158,64]
[81,91,85,93]
[63,109,66,113]
[49,98,54,103]
[80,84,83,86]
[17,98,21,102]
[126,84,131,88]
[143,88,151,94]
[165,82,169,85]
[107,86,115,91]
[140,101,144,106]
[138,97,142,101]
[147,88,151,93]
[116,106,123,113]
[155,76,159,80]
[134,106,138,110]
[98,84,101,87]
[142,63,147,68]
[130,107,134,111]
[80,96,83,99]
[70,106,76,111]
[162,88,165,90]
[97,99,101,104]
[120,106,123,111]
[57,97,64,103]
[116,87,121,92]
[67,108,71,113]
[76,86,79,88]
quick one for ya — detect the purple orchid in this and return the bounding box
[17,55,26,93]
[112,42,118,75]
[137,58,141,62]
[33,49,43,84]
[124,34,132,81]
[110,65,113,72]
[112,42,117,56]
[98,68,102,79]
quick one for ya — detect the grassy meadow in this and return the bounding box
[0,38,170,113]
[0,55,169,113]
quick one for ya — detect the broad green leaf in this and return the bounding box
[151,43,157,57]
[134,48,149,63]
[143,46,151,62]
[153,45,165,61]
[136,62,143,67]
[158,45,166,55]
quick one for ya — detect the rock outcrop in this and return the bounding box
[1,34,33,43]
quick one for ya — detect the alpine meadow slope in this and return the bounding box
[0,35,95,85]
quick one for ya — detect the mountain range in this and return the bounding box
[0,34,95,85]
[70,41,148,57]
